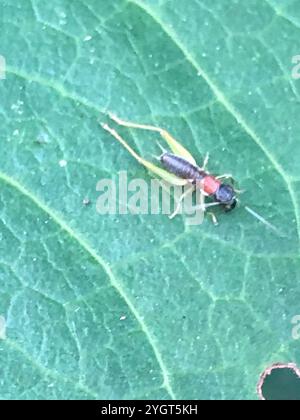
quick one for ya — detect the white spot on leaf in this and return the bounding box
[59,159,68,168]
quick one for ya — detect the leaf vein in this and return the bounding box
[0,170,176,399]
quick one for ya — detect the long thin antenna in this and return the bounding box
[244,206,285,237]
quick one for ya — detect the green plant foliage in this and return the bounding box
[0,0,299,400]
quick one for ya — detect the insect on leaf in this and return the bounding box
[0,0,299,401]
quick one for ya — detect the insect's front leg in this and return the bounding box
[169,179,209,220]
[216,174,234,182]
[192,201,222,226]
[169,185,195,220]
[216,174,244,194]
[207,212,219,226]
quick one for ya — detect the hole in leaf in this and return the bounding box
[258,363,300,401]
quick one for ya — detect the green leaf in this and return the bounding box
[0,0,300,400]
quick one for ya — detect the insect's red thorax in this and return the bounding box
[202,175,221,195]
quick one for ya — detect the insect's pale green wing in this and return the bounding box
[140,158,189,186]
[160,130,197,165]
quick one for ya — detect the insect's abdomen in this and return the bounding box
[160,153,203,182]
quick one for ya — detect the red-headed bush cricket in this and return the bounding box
[101,113,281,234]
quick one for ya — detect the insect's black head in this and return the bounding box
[215,183,237,212]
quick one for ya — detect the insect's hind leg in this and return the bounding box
[101,123,188,186]
[102,123,143,164]
[108,113,197,165]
